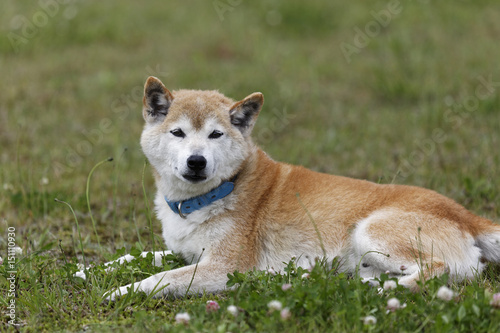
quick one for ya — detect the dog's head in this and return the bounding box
[140,76,263,198]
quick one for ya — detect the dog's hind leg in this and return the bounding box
[396,257,448,290]
[74,250,172,280]
[354,232,448,291]
[351,209,464,290]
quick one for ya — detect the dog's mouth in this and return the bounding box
[182,174,207,183]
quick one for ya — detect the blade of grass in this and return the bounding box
[296,193,326,257]
[141,159,155,253]
[54,198,87,271]
[112,148,128,245]
[185,248,205,297]
[86,157,114,250]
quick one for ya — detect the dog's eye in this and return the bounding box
[170,129,185,138]
[208,130,224,139]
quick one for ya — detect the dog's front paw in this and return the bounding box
[74,270,87,280]
[361,277,380,287]
[104,284,133,302]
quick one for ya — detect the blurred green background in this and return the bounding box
[1,0,499,252]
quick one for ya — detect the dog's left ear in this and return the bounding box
[229,92,264,136]
[143,76,174,124]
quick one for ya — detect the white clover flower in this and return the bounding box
[227,305,239,316]
[281,283,292,291]
[63,6,78,20]
[301,273,310,279]
[206,300,220,312]
[490,293,500,308]
[13,246,23,255]
[267,300,283,312]
[436,286,455,301]
[362,315,377,325]
[77,263,85,271]
[3,183,14,191]
[383,280,397,291]
[386,297,406,312]
[267,268,276,276]
[280,308,291,320]
[175,312,190,324]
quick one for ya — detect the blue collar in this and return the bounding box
[164,179,235,218]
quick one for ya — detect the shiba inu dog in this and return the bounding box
[105,76,500,300]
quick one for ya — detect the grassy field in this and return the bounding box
[1,0,500,331]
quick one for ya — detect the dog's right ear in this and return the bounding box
[143,76,174,124]
[229,92,264,137]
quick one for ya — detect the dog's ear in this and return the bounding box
[229,92,264,136]
[143,76,174,124]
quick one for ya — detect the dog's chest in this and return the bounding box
[155,194,233,263]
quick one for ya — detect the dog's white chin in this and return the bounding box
[175,170,211,184]
[160,172,222,201]
[183,178,207,184]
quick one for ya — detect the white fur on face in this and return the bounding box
[141,115,247,200]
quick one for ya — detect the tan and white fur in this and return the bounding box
[105,76,500,300]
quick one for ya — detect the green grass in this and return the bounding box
[1,0,500,331]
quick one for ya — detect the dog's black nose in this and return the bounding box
[187,155,207,171]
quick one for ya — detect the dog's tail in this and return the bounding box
[474,218,500,262]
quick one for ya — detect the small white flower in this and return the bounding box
[77,263,85,271]
[3,183,14,191]
[437,286,455,301]
[13,246,23,255]
[386,297,406,312]
[363,315,377,325]
[387,298,400,309]
[280,308,291,320]
[206,300,220,312]
[268,300,283,312]
[40,177,49,185]
[267,268,276,276]
[301,273,310,279]
[383,280,397,291]
[175,312,190,324]
[0,256,3,265]
[490,293,500,308]
[227,305,239,316]
[281,283,292,291]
